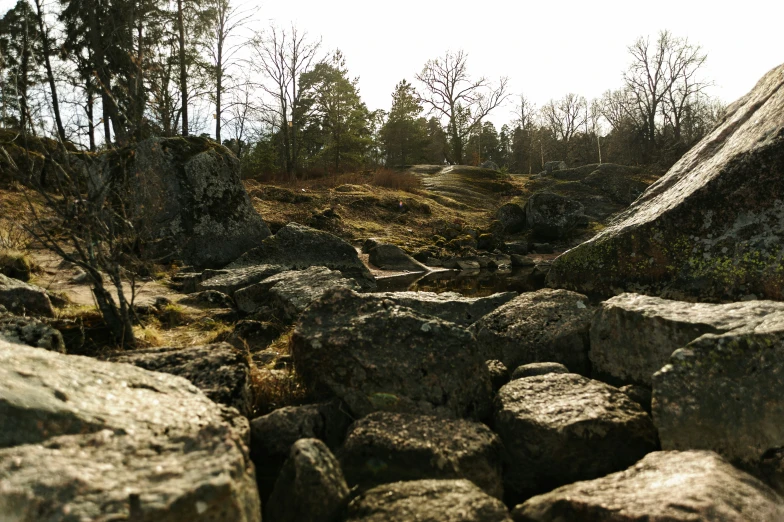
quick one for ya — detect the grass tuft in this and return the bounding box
[371,168,422,193]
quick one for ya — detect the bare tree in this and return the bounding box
[250,24,321,180]
[541,93,587,157]
[416,49,508,165]
[662,39,709,143]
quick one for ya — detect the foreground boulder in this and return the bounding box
[524,192,585,239]
[108,343,253,417]
[495,373,657,502]
[471,289,594,374]
[292,288,493,419]
[368,243,430,272]
[339,412,504,498]
[0,273,54,317]
[369,291,517,326]
[549,63,784,301]
[345,479,512,522]
[0,308,64,352]
[591,293,784,385]
[93,137,270,268]
[229,223,376,288]
[652,316,784,468]
[0,339,261,521]
[512,451,784,521]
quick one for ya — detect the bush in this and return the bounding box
[371,169,422,193]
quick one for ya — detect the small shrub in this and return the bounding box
[371,169,422,193]
[0,249,35,281]
[159,303,187,328]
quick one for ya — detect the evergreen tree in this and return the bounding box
[379,79,427,166]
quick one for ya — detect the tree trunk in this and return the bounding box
[33,0,66,142]
[215,26,222,143]
[177,0,188,136]
[86,75,95,151]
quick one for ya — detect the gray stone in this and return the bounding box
[512,451,784,522]
[339,412,504,498]
[199,264,285,296]
[368,243,430,273]
[548,64,784,301]
[180,289,234,308]
[234,266,360,320]
[590,293,784,385]
[346,479,512,522]
[369,291,517,327]
[620,384,652,415]
[265,439,349,522]
[510,254,535,267]
[543,160,567,173]
[442,257,481,270]
[107,343,253,417]
[0,339,261,521]
[0,273,54,317]
[221,320,283,352]
[91,137,271,268]
[486,360,510,391]
[292,288,493,420]
[510,362,569,380]
[495,373,657,501]
[480,160,500,171]
[229,223,376,288]
[524,192,585,239]
[471,289,595,374]
[652,315,784,468]
[496,203,527,235]
[0,310,64,352]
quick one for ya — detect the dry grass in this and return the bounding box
[371,169,422,193]
[249,329,309,415]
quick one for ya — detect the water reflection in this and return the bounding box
[376,268,547,297]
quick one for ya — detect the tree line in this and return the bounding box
[0,0,724,178]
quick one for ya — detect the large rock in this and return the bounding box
[107,343,253,417]
[234,266,360,319]
[652,315,784,468]
[92,137,270,268]
[591,293,784,385]
[0,309,65,352]
[548,64,784,301]
[495,203,527,234]
[198,264,285,296]
[512,451,784,521]
[345,479,512,522]
[0,273,54,317]
[470,289,594,374]
[265,439,349,522]
[369,290,517,326]
[0,339,261,521]
[495,373,658,502]
[524,192,585,239]
[229,223,376,288]
[368,243,430,273]
[291,288,493,420]
[339,412,504,498]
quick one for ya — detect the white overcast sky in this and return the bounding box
[2,0,782,127]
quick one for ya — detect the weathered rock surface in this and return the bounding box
[234,266,360,319]
[0,310,64,352]
[619,384,653,415]
[92,137,270,268]
[510,362,569,380]
[220,319,284,352]
[548,64,784,301]
[368,290,517,326]
[265,438,349,522]
[512,451,784,521]
[496,203,527,234]
[339,412,504,498]
[198,264,285,296]
[0,339,261,521]
[524,192,585,239]
[292,288,493,420]
[652,316,784,468]
[0,272,54,317]
[486,360,510,391]
[495,373,658,501]
[368,243,430,273]
[108,343,253,417]
[229,223,376,288]
[471,289,594,374]
[345,479,512,522]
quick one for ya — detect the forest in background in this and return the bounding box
[0,0,726,179]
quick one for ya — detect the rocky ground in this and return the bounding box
[2,63,784,521]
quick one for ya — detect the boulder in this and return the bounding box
[92,137,270,268]
[486,360,510,391]
[480,160,500,171]
[368,291,517,326]
[107,343,253,417]
[590,293,784,385]
[345,479,512,522]
[512,451,784,521]
[339,412,504,498]
[494,373,658,502]
[510,362,569,380]
[228,223,376,288]
[652,315,784,468]
[543,160,567,173]
[0,310,65,352]
[470,289,594,374]
[368,243,430,273]
[0,339,261,521]
[580,163,648,205]
[495,203,527,234]
[198,264,285,296]
[524,192,585,239]
[291,288,493,420]
[0,273,54,317]
[548,64,784,301]
[265,439,349,522]
[234,266,360,320]
[221,320,284,352]
[620,384,652,415]
[180,289,235,308]
[442,257,481,270]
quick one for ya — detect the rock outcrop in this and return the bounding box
[495,203,527,235]
[524,192,585,239]
[0,309,65,352]
[548,63,784,301]
[368,243,430,272]
[0,273,54,317]
[369,291,517,326]
[510,362,569,380]
[0,339,261,521]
